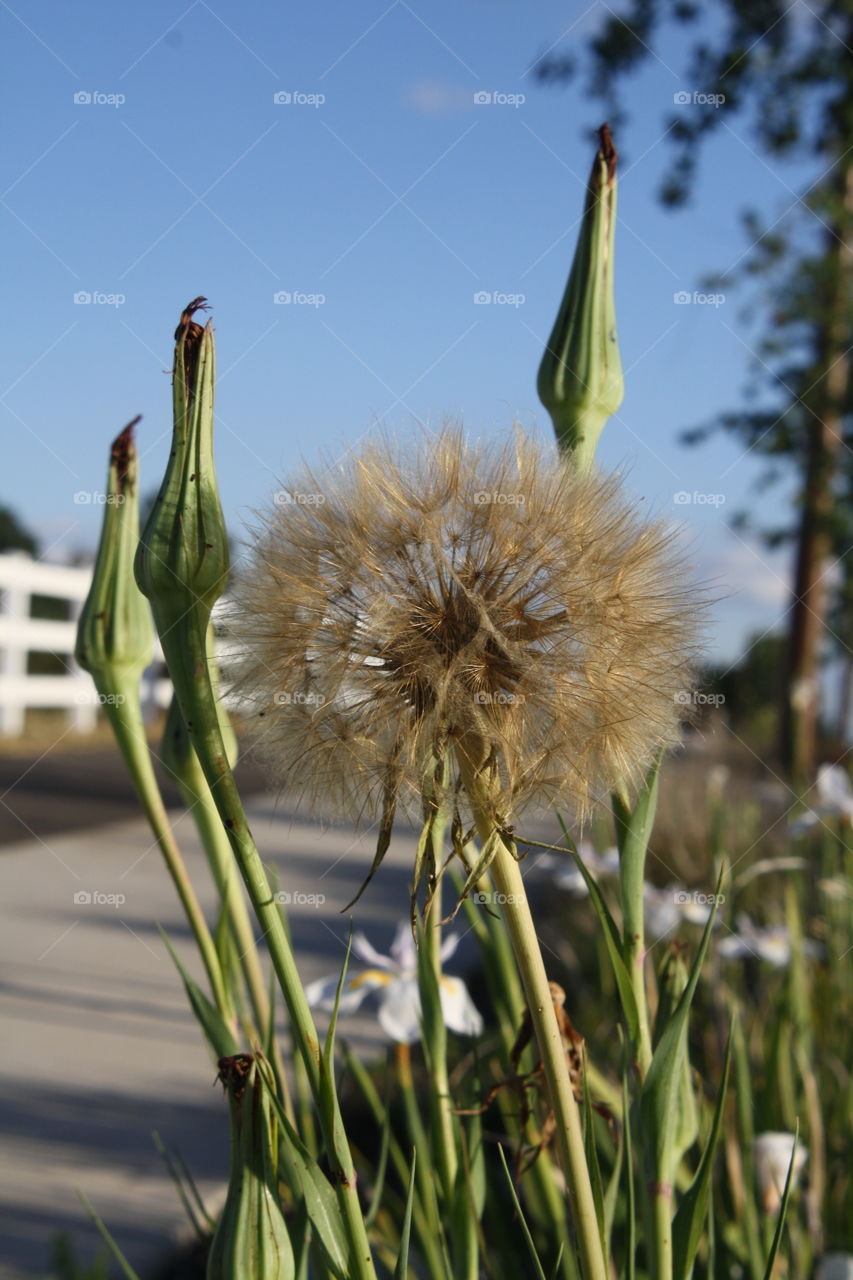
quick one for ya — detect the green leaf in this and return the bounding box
[496,1145,549,1280]
[581,1047,608,1264]
[639,867,722,1187]
[151,1130,211,1240]
[761,1121,800,1280]
[77,1193,143,1280]
[447,828,502,918]
[556,813,640,1044]
[621,1047,636,1280]
[158,928,239,1060]
[256,1058,350,1280]
[672,1022,734,1280]
[393,1151,418,1280]
[612,758,661,869]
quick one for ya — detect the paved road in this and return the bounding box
[0,785,463,1279]
[0,743,267,847]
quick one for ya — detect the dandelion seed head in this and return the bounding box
[230,427,704,824]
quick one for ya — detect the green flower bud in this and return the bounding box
[134,298,229,633]
[208,1054,294,1280]
[75,416,152,688]
[537,124,623,470]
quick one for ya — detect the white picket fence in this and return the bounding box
[0,551,170,736]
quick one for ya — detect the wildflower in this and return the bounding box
[718,914,822,967]
[789,762,853,834]
[815,1255,853,1280]
[753,1131,808,1214]
[546,843,620,895]
[643,883,713,943]
[305,923,483,1045]
[230,428,701,827]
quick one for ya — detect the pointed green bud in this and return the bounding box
[653,940,699,1167]
[134,298,229,633]
[537,124,623,470]
[75,417,153,688]
[208,1054,295,1280]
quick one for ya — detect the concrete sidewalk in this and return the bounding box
[0,796,442,1278]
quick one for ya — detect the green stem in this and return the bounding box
[103,693,231,1020]
[651,1183,673,1280]
[395,1041,450,1278]
[424,817,459,1202]
[459,765,607,1280]
[171,763,295,1123]
[183,782,270,1031]
[167,615,377,1280]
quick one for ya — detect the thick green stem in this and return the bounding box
[650,1183,673,1280]
[103,695,231,1019]
[459,764,607,1280]
[167,617,376,1280]
[183,783,271,1031]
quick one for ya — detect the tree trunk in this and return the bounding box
[782,161,853,782]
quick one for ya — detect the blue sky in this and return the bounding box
[2,0,820,661]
